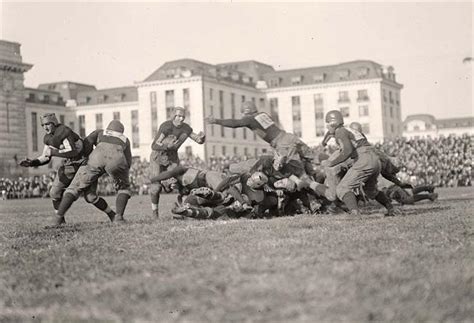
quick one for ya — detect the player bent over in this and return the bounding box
[149,107,205,219]
[53,120,132,225]
[206,101,315,174]
[319,110,396,216]
[19,113,94,215]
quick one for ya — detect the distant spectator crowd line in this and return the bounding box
[1,134,471,200]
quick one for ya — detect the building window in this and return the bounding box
[291,75,303,85]
[222,145,226,156]
[383,90,387,103]
[59,115,65,124]
[414,125,420,131]
[357,89,369,101]
[340,107,350,118]
[212,145,216,156]
[269,98,279,124]
[259,98,265,110]
[78,115,86,137]
[113,111,121,121]
[231,93,236,118]
[183,88,190,120]
[131,110,140,148]
[359,105,369,117]
[219,90,225,137]
[31,112,38,152]
[150,91,157,137]
[244,147,248,156]
[389,91,394,103]
[292,96,302,137]
[95,113,103,130]
[209,88,213,100]
[165,90,174,119]
[241,95,246,103]
[43,95,50,104]
[209,105,215,137]
[362,123,370,134]
[243,128,247,140]
[338,91,350,103]
[69,121,75,132]
[357,67,370,78]
[233,146,238,155]
[390,124,394,133]
[313,73,326,83]
[253,132,257,140]
[396,93,400,106]
[337,69,350,80]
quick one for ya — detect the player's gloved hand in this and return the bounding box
[19,158,32,167]
[195,131,206,144]
[205,116,217,124]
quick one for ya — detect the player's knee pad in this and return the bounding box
[149,183,162,196]
[84,192,99,204]
[49,185,64,200]
[336,185,350,201]
[63,187,80,201]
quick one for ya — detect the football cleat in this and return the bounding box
[429,193,438,202]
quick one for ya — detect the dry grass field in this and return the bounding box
[0,187,473,322]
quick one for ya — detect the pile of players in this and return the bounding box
[21,102,437,226]
[151,102,438,221]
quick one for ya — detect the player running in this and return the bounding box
[53,120,132,225]
[149,107,205,219]
[319,110,396,216]
[18,113,104,220]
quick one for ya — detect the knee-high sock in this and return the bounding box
[92,197,113,214]
[342,192,358,211]
[52,199,61,211]
[406,194,432,204]
[57,193,76,217]
[375,191,393,209]
[116,193,130,216]
[412,185,434,194]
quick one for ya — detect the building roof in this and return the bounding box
[76,86,138,106]
[435,117,474,129]
[261,60,398,88]
[404,114,436,124]
[403,114,474,129]
[143,58,401,88]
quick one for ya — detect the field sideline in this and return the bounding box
[0,187,473,322]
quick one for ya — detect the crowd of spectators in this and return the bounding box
[1,134,471,200]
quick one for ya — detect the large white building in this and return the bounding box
[1,39,407,177]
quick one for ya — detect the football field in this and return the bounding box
[0,187,473,322]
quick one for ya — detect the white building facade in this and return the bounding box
[2,39,411,176]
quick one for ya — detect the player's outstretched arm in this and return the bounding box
[19,145,51,167]
[189,131,206,144]
[150,166,188,183]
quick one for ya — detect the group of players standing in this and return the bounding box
[20,101,437,226]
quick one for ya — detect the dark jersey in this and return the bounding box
[43,124,86,160]
[153,120,193,148]
[329,126,370,167]
[215,112,283,143]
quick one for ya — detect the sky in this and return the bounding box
[1,1,472,119]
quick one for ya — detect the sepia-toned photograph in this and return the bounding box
[0,1,472,321]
